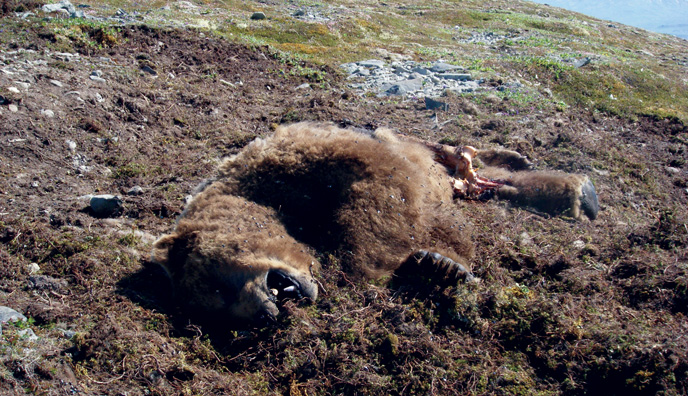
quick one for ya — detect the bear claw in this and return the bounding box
[408,250,476,284]
[580,178,600,220]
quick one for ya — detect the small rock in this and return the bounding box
[665,167,681,174]
[60,329,77,339]
[572,240,586,250]
[28,275,68,292]
[27,262,40,274]
[66,140,77,151]
[0,306,27,324]
[91,70,103,78]
[89,76,107,83]
[296,83,311,90]
[126,186,144,196]
[141,65,157,75]
[293,9,306,17]
[89,194,122,217]
[41,109,55,118]
[573,57,591,68]
[251,12,266,20]
[50,79,64,87]
[7,86,20,94]
[18,328,38,342]
[8,104,18,112]
[424,97,448,111]
[412,67,431,75]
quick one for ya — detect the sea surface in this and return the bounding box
[528,0,688,39]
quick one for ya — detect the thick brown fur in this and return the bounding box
[152,123,598,325]
[152,123,474,324]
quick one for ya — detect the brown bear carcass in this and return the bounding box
[152,122,598,325]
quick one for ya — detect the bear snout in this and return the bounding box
[266,269,318,304]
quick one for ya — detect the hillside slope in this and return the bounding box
[0,1,686,395]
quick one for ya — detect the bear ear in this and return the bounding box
[151,232,196,280]
[151,234,177,267]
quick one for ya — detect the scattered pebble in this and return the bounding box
[27,262,40,274]
[518,232,534,247]
[341,59,479,98]
[127,186,144,196]
[18,328,38,342]
[66,140,77,151]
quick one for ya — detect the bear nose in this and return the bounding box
[256,309,278,327]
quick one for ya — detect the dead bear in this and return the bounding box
[152,122,598,325]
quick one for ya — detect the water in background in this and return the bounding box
[528,0,688,39]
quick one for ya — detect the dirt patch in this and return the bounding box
[0,20,687,396]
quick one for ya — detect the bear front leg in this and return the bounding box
[394,250,476,287]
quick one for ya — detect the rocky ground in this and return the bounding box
[0,1,687,395]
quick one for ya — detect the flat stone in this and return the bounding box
[438,73,472,81]
[28,275,68,292]
[430,62,461,73]
[357,59,385,69]
[8,104,18,112]
[50,79,64,87]
[89,76,107,83]
[7,86,20,94]
[380,78,422,96]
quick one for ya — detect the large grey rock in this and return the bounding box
[251,12,266,20]
[0,306,26,324]
[42,0,83,18]
[89,194,122,217]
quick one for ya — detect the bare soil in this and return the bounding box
[0,20,687,396]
